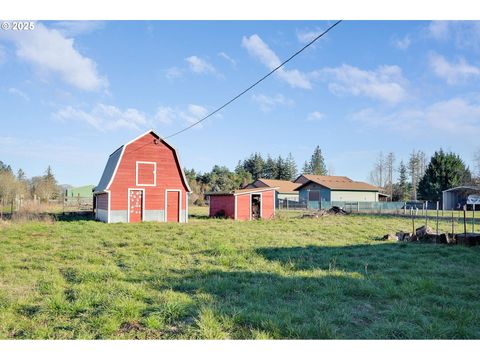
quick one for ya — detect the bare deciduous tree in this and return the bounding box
[369,152,386,189]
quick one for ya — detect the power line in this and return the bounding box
[164,20,343,139]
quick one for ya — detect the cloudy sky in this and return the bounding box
[1,20,479,185]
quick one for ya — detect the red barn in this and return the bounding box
[93,130,191,223]
[207,187,277,221]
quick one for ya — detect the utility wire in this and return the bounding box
[164,20,343,139]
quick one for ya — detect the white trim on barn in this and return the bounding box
[100,129,191,193]
[165,189,182,223]
[136,161,157,187]
[127,188,145,223]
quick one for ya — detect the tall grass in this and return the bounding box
[0,209,479,339]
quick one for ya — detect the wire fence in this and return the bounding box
[278,199,479,219]
[1,195,93,216]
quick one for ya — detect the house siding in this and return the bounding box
[331,190,378,202]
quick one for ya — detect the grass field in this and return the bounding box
[0,207,479,339]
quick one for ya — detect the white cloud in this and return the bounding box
[241,34,312,89]
[180,104,209,127]
[427,21,480,51]
[154,106,176,124]
[296,28,322,44]
[53,104,147,131]
[427,21,450,41]
[393,35,411,50]
[307,111,324,121]
[0,22,107,91]
[429,52,480,84]
[425,97,480,134]
[311,64,408,104]
[0,44,6,64]
[185,55,216,74]
[352,96,480,136]
[165,66,183,79]
[8,87,30,101]
[251,93,294,112]
[218,52,237,67]
[51,21,105,37]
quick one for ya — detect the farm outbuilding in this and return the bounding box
[244,178,299,207]
[294,174,381,208]
[442,186,480,210]
[93,130,191,223]
[207,187,277,220]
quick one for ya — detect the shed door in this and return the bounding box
[166,191,180,222]
[129,190,143,223]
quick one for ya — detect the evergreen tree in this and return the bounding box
[276,155,289,180]
[285,153,298,180]
[397,160,410,201]
[302,161,311,174]
[243,153,265,179]
[309,146,327,175]
[264,155,278,179]
[418,149,472,202]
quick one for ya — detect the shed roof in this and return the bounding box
[94,129,191,194]
[294,174,379,192]
[206,187,279,196]
[253,179,299,193]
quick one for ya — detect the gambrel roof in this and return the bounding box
[94,130,191,193]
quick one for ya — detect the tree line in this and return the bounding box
[369,149,478,203]
[0,161,61,210]
[185,146,328,205]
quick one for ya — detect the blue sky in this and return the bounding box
[1,20,479,186]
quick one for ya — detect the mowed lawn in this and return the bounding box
[0,208,479,339]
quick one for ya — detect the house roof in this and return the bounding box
[294,174,380,192]
[94,129,192,194]
[206,187,279,196]
[253,179,299,193]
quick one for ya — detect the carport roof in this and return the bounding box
[443,186,480,193]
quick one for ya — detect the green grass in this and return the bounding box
[0,207,479,339]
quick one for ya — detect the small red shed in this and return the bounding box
[93,130,191,223]
[207,187,277,221]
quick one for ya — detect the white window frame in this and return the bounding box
[136,161,157,187]
[127,188,145,223]
[165,189,182,222]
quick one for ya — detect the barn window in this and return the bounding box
[136,161,156,186]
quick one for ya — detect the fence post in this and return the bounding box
[436,201,439,236]
[425,201,428,227]
[473,205,475,233]
[286,198,289,211]
[451,210,454,237]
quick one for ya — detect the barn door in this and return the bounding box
[129,189,143,223]
[166,190,180,222]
